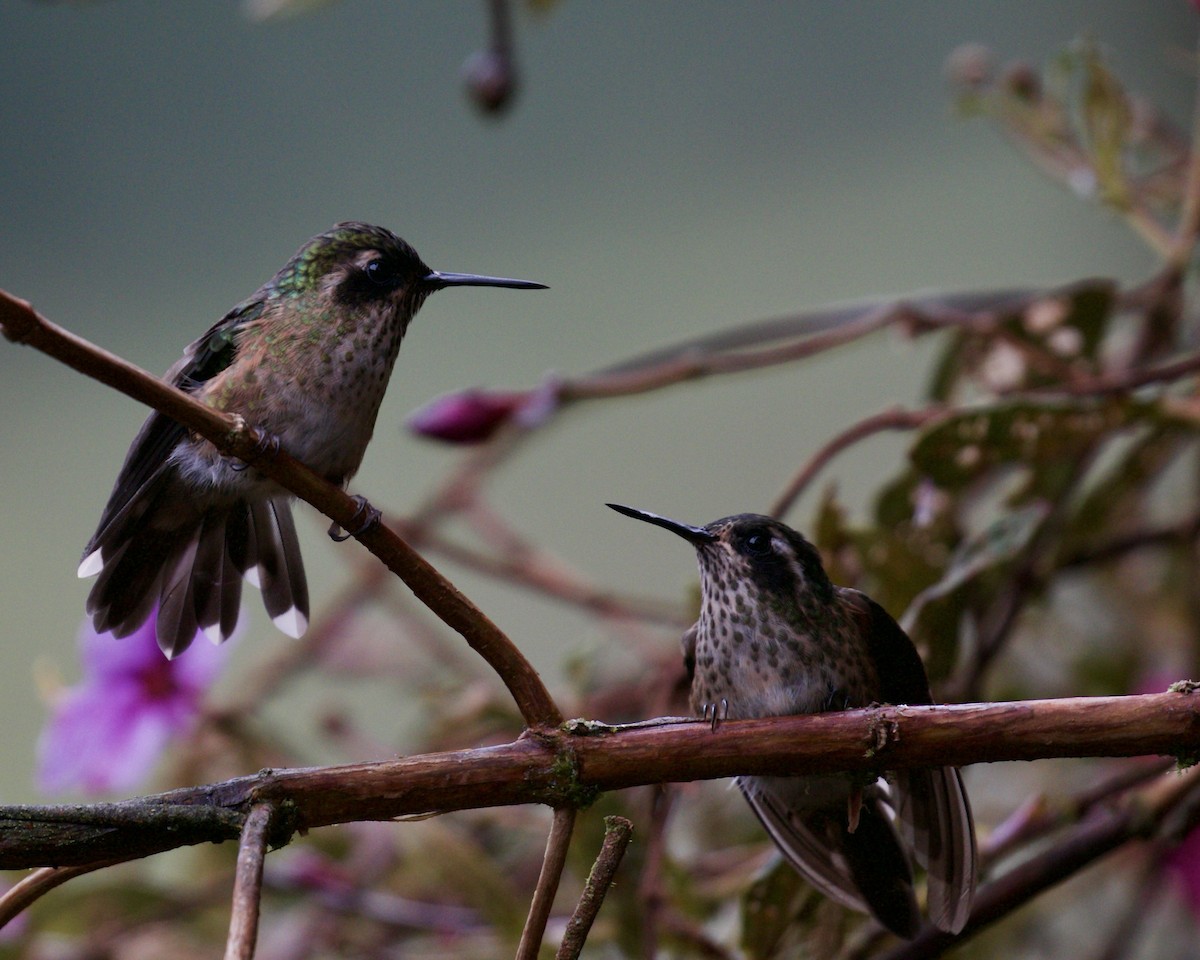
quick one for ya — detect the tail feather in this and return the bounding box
[89,535,173,639]
[80,473,309,650]
[217,504,252,638]
[83,470,179,639]
[893,767,977,934]
[157,535,203,657]
[192,510,230,644]
[268,499,309,637]
[249,499,309,638]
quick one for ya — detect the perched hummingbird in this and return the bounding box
[607,505,976,939]
[79,222,546,658]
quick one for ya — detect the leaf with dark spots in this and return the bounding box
[909,397,1188,499]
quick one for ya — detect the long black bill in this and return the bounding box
[424,270,548,291]
[606,503,716,545]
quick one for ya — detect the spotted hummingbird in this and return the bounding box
[607,504,976,939]
[79,222,546,658]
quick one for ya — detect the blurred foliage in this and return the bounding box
[9,23,1200,960]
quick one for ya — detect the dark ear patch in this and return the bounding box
[732,520,834,605]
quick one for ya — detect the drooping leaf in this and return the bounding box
[901,502,1050,634]
[741,859,853,960]
[1058,426,1191,562]
[1077,40,1133,208]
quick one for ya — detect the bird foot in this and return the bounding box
[328,495,382,542]
[230,429,282,472]
[701,698,729,732]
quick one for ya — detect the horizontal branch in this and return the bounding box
[0,692,1196,870]
[0,289,561,729]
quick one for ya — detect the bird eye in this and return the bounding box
[365,258,395,286]
[743,532,773,557]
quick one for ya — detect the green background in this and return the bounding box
[0,2,1191,800]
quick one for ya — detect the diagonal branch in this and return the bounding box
[0,289,561,729]
[556,815,634,960]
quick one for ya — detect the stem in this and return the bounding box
[516,808,576,960]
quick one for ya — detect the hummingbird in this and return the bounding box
[79,222,546,658]
[607,504,976,939]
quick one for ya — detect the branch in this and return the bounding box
[0,289,561,729]
[224,803,275,960]
[769,405,949,518]
[0,858,127,928]
[556,816,634,960]
[0,693,1197,870]
[516,808,576,960]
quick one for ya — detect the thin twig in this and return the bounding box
[0,289,561,730]
[516,807,576,960]
[637,785,676,960]
[395,512,686,627]
[555,815,634,960]
[1029,348,1200,398]
[0,859,126,929]
[594,289,1034,377]
[1059,516,1200,571]
[769,405,948,518]
[982,757,1175,865]
[224,803,275,960]
[559,301,914,402]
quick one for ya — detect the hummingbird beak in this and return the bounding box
[606,503,717,545]
[423,271,548,291]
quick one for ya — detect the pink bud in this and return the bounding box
[462,48,517,115]
[407,389,525,444]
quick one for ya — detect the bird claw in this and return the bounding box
[231,430,282,472]
[328,495,382,542]
[701,698,730,732]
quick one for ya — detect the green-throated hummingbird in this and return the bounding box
[79,222,545,657]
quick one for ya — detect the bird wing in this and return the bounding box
[80,298,266,565]
[840,589,934,707]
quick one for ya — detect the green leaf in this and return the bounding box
[1078,41,1132,208]
[741,859,853,960]
[901,502,1049,633]
[909,397,1185,500]
[1058,426,1188,560]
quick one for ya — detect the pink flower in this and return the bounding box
[36,613,231,796]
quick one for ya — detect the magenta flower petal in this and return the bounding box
[37,613,232,796]
[1164,825,1200,918]
[407,388,526,444]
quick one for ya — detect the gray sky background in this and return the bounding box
[0,2,1193,800]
